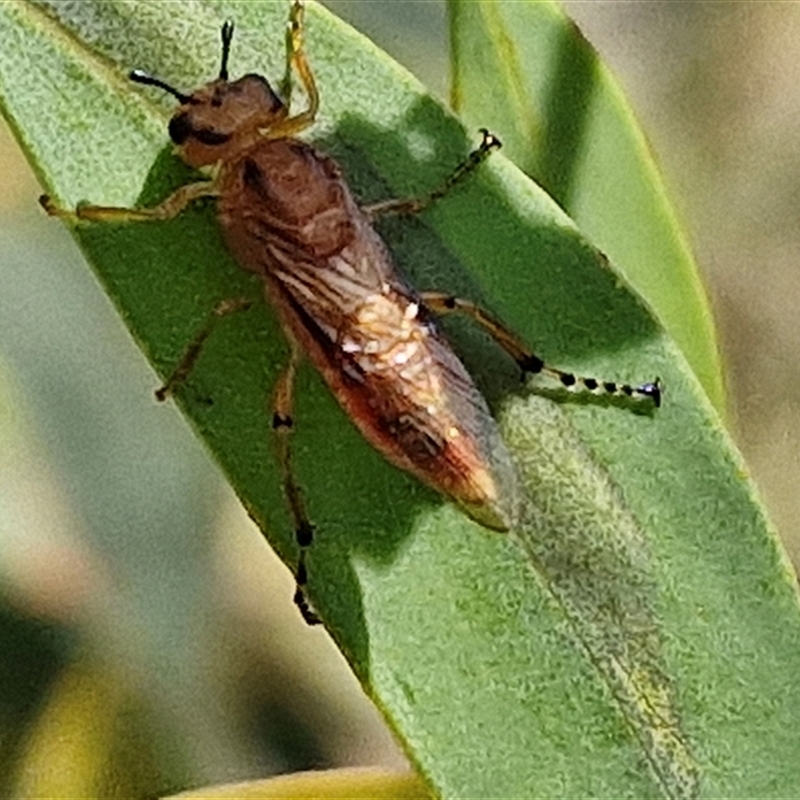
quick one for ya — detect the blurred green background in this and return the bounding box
[1,1,799,795]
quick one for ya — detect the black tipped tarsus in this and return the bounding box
[296,521,314,548]
[129,69,192,104]
[272,411,294,430]
[294,551,321,625]
[520,355,662,407]
[219,20,235,81]
[294,586,321,625]
[478,127,502,152]
[636,378,662,408]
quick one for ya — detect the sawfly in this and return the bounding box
[42,1,660,624]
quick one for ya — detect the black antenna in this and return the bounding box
[219,20,235,81]
[129,69,192,104]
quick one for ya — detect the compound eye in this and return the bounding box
[169,112,192,144]
[168,112,231,147]
[192,128,231,146]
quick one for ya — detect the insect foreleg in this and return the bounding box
[155,297,253,402]
[422,291,662,407]
[272,345,320,626]
[272,0,318,139]
[364,129,501,219]
[40,180,218,224]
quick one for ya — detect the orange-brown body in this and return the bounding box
[220,136,518,529]
[169,73,520,530]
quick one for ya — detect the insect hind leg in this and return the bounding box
[272,345,321,625]
[364,129,501,219]
[422,291,661,408]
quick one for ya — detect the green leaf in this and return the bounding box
[449,0,726,416]
[162,768,432,800]
[1,1,799,797]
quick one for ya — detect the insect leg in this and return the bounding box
[155,298,254,401]
[272,345,321,625]
[421,291,662,407]
[273,0,318,138]
[40,180,218,224]
[364,129,502,219]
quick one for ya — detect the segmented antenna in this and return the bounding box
[129,69,192,104]
[219,20,235,81]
